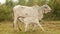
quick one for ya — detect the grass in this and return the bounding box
[0,21,60,34]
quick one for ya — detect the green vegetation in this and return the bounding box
[0,0,60,22]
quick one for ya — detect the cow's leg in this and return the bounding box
[13,16,17,31]
[17,17,22,31]
[32,24,37,31]
[17,22,21,31]
[37,21,45,31]
[24,23,29,32]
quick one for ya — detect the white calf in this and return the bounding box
[19,17,45,32]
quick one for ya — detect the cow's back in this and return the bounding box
[13,5,39,18]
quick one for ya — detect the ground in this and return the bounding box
[0,21,60,34]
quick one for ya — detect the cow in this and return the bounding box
[13,4,51,32]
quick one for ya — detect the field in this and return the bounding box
[0,21,60,34]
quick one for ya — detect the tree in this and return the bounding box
[26,0,33,6]
[5,0,13,6]
[18,0,25,5]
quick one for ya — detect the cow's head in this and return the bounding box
[42,4,51,14]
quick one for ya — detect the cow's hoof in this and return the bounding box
[19,29,21,31]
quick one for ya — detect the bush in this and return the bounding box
[0,5,13,22]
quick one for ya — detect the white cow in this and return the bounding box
[13,5,39,31]
[13,4,51,32]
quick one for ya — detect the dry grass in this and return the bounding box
[0,21,60,34]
